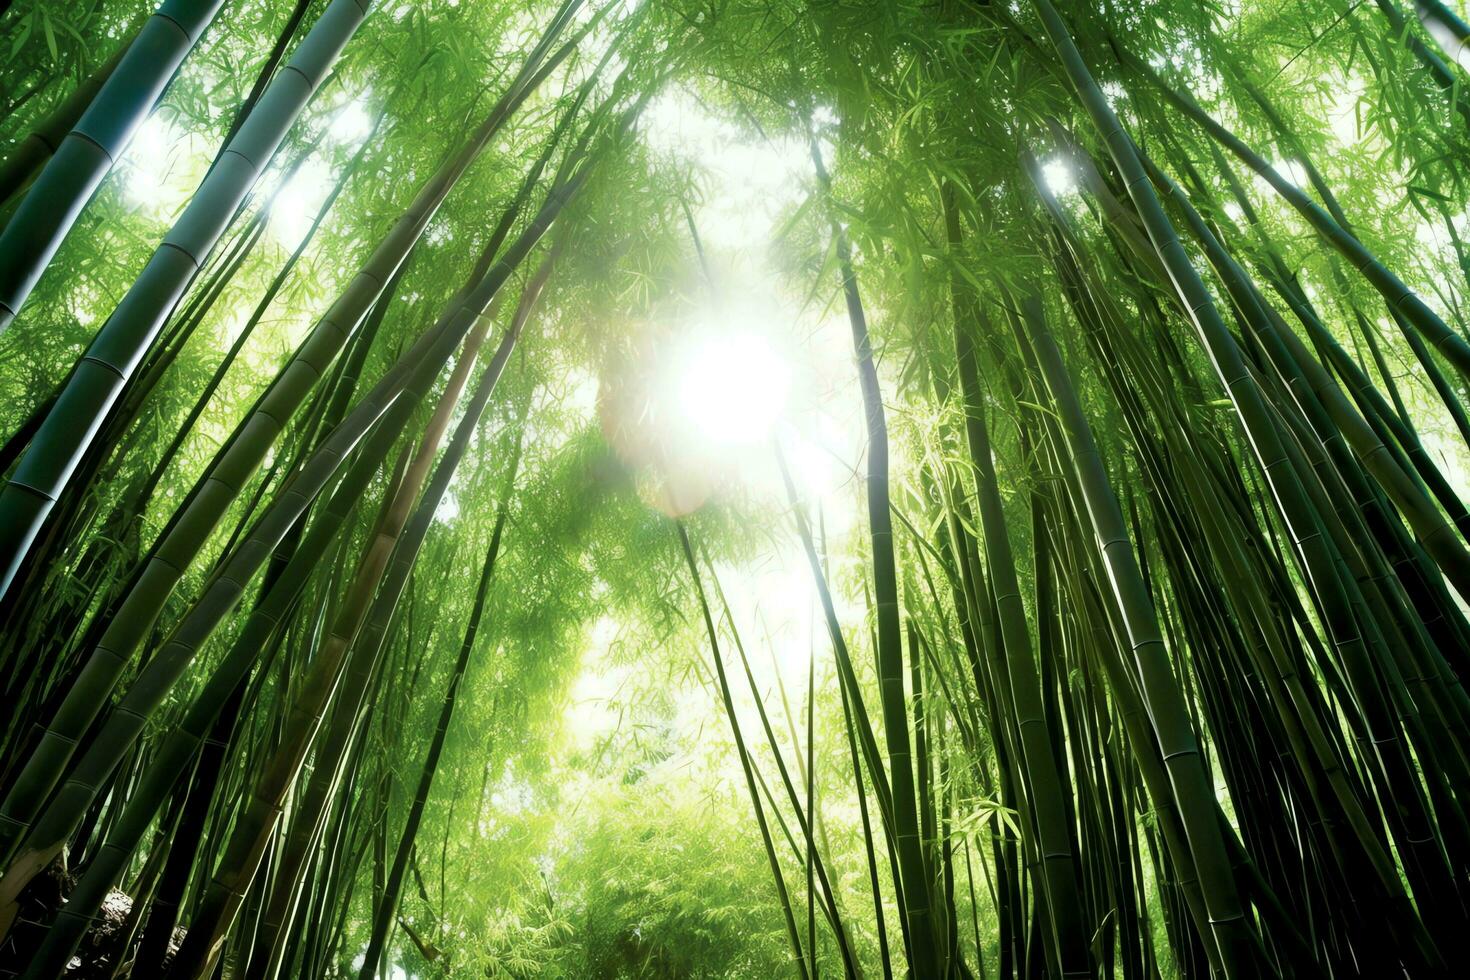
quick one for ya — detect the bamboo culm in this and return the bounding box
[0,0,227,332]
[0,165,589,937]
[0,11,586,875]
[0,0,370,601]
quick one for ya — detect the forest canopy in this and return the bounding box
[2,0,1470,977]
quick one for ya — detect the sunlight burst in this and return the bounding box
[674,332,791,447]
[1041,156,1078,196]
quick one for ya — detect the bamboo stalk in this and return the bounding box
[0,0,228,332]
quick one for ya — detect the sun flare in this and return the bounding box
[673,330,792,448]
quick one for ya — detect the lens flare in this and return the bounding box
[675,332,791,447]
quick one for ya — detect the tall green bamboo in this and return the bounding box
[677,523,812,980]
[247,253,553,980]
[355,433,522,980]
[0,0,227,332]
[165,256,540,977]
[1139,152,1470,606]
[1027,5,1470,966]
[809,135,937,975]
[1019,267,1252,980]
[700,539,862,977]
[0,9,588,872]
[942,179,1091,979]
[0,159,589,937]
[13,376,420,978]
[0,0,371,600]
[1031,146,1439,956]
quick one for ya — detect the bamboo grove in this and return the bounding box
[3,0,1470,976]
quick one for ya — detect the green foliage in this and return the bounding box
[4,0,1470,976]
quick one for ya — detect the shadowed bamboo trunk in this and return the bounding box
[944,183,1091,980]
[0,34,131,210]
[1138,151,1470,605]
[1027,4,1470,971]
[1018,246,1252,980]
